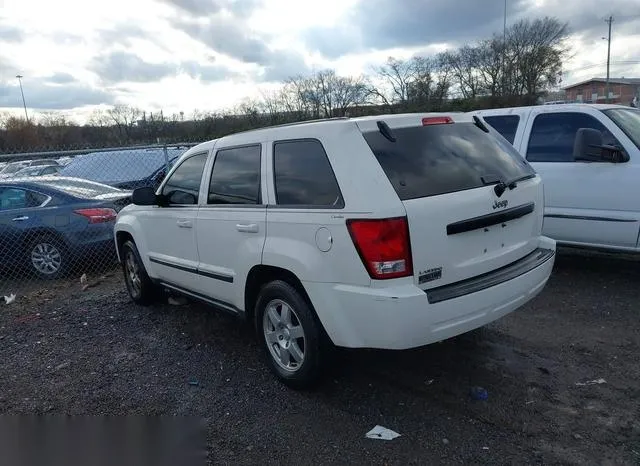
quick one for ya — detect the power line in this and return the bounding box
[567,60,640,73]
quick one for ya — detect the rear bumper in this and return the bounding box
[64,223,117,260]
[71,239,116,259]
[304,236,556,349]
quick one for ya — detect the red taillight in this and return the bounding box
[422,116,454,126]
[347,217,413,280]
[74,208,117,224]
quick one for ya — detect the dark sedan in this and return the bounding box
[0,177,131,279]
[60,147,185,191]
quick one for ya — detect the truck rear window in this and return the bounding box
[362,123,535,201]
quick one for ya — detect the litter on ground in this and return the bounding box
[365,425,401,441]
[575,378,607,386]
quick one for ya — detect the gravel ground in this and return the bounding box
[0,249,639,465]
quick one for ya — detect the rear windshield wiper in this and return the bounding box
[482,173,534,197]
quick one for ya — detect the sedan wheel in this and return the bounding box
[30,241,64,279]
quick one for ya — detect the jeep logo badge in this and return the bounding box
[493,199,508,210]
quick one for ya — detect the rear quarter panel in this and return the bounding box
[261,123,406,286]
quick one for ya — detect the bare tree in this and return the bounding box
[432,53,454,108]
[237,98,262,127]
[406,57,436,108]
[441,46,484,99]
[506,17,570,100]
[259,89,286,124]
[281,76,318,119]
[476,39,505,97]
[88,109,111,128]
[306,70,369,117]
[331,74,369,116]
[107,105,143,142]
[38,111,73,127]
[371,57,422,107]
[0,112,12,130]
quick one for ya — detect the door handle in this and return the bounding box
[236,223,259,233]
[176,219,193,228]
[12,216,29,222]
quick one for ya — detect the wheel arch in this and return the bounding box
[21,227,69,251]
[115,230,134,262]
[244,265,313,324]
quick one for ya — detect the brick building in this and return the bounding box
[563,78,640,106]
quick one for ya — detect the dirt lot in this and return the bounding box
[0,249,639,465]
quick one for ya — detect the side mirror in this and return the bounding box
[131,187,158,206]
[573,128,629,163]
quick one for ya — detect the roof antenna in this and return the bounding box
[376,121,396,142]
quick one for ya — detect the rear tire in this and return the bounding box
[255,280,330,389]
[29,236,68,280]
[121,240,159,305]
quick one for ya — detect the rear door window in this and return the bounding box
[482,115,520,144]
[362,122,535,201]
[0,188,47,210]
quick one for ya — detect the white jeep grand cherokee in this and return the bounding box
[114,113,556,388]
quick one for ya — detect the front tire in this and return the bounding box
[255,280,329,389]
[121,240,159,305]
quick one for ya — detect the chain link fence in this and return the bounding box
[0,143,196,298]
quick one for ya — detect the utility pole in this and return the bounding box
[503,0,507,41]
[604,16,614,103]
[15,75,29,123]
[502,0,507,97]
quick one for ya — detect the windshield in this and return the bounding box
[362,122,535,200]
[60,148,185,184]
[39,178,127,198]
[30,159,59,166]
[602,108,640,150]
[16,167,42,176]
[0,163,26,175]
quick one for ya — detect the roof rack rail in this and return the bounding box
[228,116,351,137]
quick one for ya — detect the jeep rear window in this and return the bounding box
[482,115,520,144]
[362,123,535,201]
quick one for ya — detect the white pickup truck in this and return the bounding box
[474,104,640,253]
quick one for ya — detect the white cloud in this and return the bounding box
[0,0,638,118]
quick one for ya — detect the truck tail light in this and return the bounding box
[347,217,413,280]
[74,208,117,224]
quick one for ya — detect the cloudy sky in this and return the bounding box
[0,0,639,121]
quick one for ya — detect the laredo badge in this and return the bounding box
[418,267,443,285]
